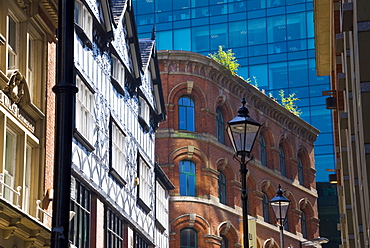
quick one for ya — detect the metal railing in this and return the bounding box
[0,173,22,208]
[36,200,52,221]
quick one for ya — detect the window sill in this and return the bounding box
[73,129,95,152]
[155,219,166,233]
[138,116,150,133]
[109,168,127,187]
[74,23,93,50]
[137,198,151,214]
[111,76,125,96]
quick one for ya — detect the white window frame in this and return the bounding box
[75,0,93,41]
[76,76,94,143]
[26,31,41,99]
[3,129,17,202]
[7,14,18,70]
[26,31,44,108]
[111,122,126,180]
[138,157,152,209]
[156,182,168,228]
[23,144,32,213]
[27,37,34,91]
[112,55,125,86]
[139,97,150,124]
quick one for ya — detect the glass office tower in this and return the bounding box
[134,0,334,182]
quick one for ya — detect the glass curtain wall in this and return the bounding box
[134,0,335,182]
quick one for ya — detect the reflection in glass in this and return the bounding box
[157,31,173,50]
[192,26,210,52]
[175,29,191,50]
[181,228,197,248]
[248,18,267,45]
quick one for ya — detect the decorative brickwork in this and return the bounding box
[157,50,320,248]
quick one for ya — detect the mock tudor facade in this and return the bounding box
[70,0,171,247]
[156,50,321,248]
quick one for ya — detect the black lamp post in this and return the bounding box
[270,184,291,248]
[227,98,262,248]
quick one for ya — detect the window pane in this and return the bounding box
[8,17,17,51]
[248,18,266,45]
[268,15,286,43]
[267,0,285,7]
[192,0,209,7]
[174,0,190,10]
[247,0,266,10]
[174,29,191,51]
[288,60,308,87]
[192,26,210,52]
[216,108,225,143]
[187,108,195,131]
[260,136,267,166]
[157,31,173,50]
[180,161,196,196]
[218,171,226,204]
[178,96,195,131]
[269,62,288,89]
[181,228,197,248]
[70,179,90,248]
[249,64,268,88]
[155,0,171,12]
[210,24,228,49]
[298,157,304,185]
[136,0,154,14]
[287,13,306,40]
[262,193,270,222]
[188,175,196,196]
[228,2,247,13]
[279,146,286,176]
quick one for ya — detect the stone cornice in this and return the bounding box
[158,50,320,145]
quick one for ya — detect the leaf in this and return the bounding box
[209,46,240,75]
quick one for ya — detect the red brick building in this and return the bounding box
[156,50,321,248]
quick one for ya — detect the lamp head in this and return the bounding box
[227,98,262,159]
[270,184,291,223]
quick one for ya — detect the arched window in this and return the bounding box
[179,160,196,196]
[218,171,226,204]
[262,192,270,223]
[260,136,267,166]
[178,96,195,131]
[216,108,225,143]
[301,210,307,238]
[298,156,304,186]
[220,235,228,248]
[279,145,286,176]
[180,228,198,248]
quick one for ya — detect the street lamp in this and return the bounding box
[227,98,262,248]
[270,184,291,248]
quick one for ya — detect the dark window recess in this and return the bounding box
[134,232,150,248]
[70,179,91,248]
[106,208,123,248]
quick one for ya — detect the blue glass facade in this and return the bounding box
[134,0,334,182]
